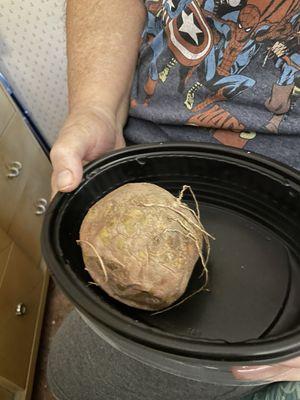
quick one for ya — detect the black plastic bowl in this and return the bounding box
[42,143,300,377]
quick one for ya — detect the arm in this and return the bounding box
[51,0,146,193]
[203,9,233,34]
[204,10,231,26]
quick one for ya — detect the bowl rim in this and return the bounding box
[42,142,300,363]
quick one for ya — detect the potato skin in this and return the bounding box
[79,183,201,311]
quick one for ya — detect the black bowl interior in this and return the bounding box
[43,144,300,361]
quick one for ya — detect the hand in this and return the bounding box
[271,41,287,58]
[50,105,126,196]
[233,356,300,382]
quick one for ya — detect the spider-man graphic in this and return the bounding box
[133,0,299,146]
[186,0,299,114]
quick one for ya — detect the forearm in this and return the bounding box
[204,10,229,26]
[66,0,146,125]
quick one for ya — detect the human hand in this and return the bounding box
[233,356,300,382]
[50,105,126,196]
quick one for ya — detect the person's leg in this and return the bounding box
[242,382,300,400]
[47,310,262,400]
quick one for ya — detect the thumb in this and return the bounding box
[50,142,84,195]
[115,132,126,149]
[233,357,300,382]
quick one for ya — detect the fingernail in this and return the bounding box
[57,170,73,190]
[236,366,271,374]
[234,365,282,381]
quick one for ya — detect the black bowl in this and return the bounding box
[42,143,300,365]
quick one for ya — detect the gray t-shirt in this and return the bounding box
[126,0,300,170]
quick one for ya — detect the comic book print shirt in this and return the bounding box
[128,0,300,158]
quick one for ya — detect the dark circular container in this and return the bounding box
[42,143,300,385]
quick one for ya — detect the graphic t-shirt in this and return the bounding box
[127,0,300,169]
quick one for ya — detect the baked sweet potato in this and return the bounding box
[79,183,209,311]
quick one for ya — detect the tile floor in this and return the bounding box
[31,279,74,400]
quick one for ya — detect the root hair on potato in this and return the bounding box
[144,185,212,316]
[138,202,213,240]
[79,183,213,311]
[177,185,200,221]
[77,239,109,282]
[151,275,209,316]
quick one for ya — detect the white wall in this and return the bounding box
[0,0,68,145]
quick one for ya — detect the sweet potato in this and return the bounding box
[79,183,209,311]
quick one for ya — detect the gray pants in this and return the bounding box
[47,310,262,400]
